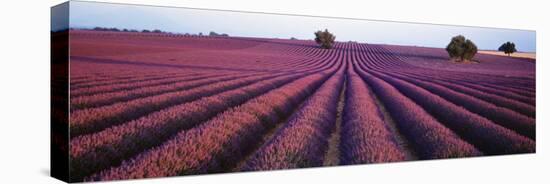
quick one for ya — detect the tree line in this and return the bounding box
[87,27,229,37]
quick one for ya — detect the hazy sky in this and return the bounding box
[65,1,536,52]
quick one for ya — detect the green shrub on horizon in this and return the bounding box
[498,41,518,56]
[314,29,336,49]
[446,35,478,62]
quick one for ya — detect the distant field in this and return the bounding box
[68,30,536,182]
[479,50,536,59]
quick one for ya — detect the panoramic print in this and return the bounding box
[51,1,536,182]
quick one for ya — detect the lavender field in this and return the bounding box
[68,30,535,181]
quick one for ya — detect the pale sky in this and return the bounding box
[59,1,536,52]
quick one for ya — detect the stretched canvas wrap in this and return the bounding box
[51,1,536,182]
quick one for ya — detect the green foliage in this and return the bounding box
[91,27,146,33]
[445,35,478,62]
[209,31,229,37]
[314,29,336,49]
[498,42,517,56]
[92,27,120,32]
[463,40,478,61]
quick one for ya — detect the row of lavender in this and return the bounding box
[68,34,535,181]
[357,43,535,153]
[357,44,536,139]
[68,35,346,181]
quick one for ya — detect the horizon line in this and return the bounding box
[67,28,536,53]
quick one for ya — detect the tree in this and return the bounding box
[209,31,219,36]
[208,31,229,37]
[93,27,106,31]
[445,35,478,62]
[314,29,336,49]
[498,41,517,56]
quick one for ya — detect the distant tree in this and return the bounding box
[129,29,139,32]
[122,28,129,32]
[445,35,478,62]
[199,32,203,36]
[142,29,151,33]
[153,29,163,33]
[314,29,336,49]
[91,27,121,32]
[290,37,298,40]
[498,41,517,56]
[207,31,229,37]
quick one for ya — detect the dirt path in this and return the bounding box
[371,91,418,161]
[323,75,346,166]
